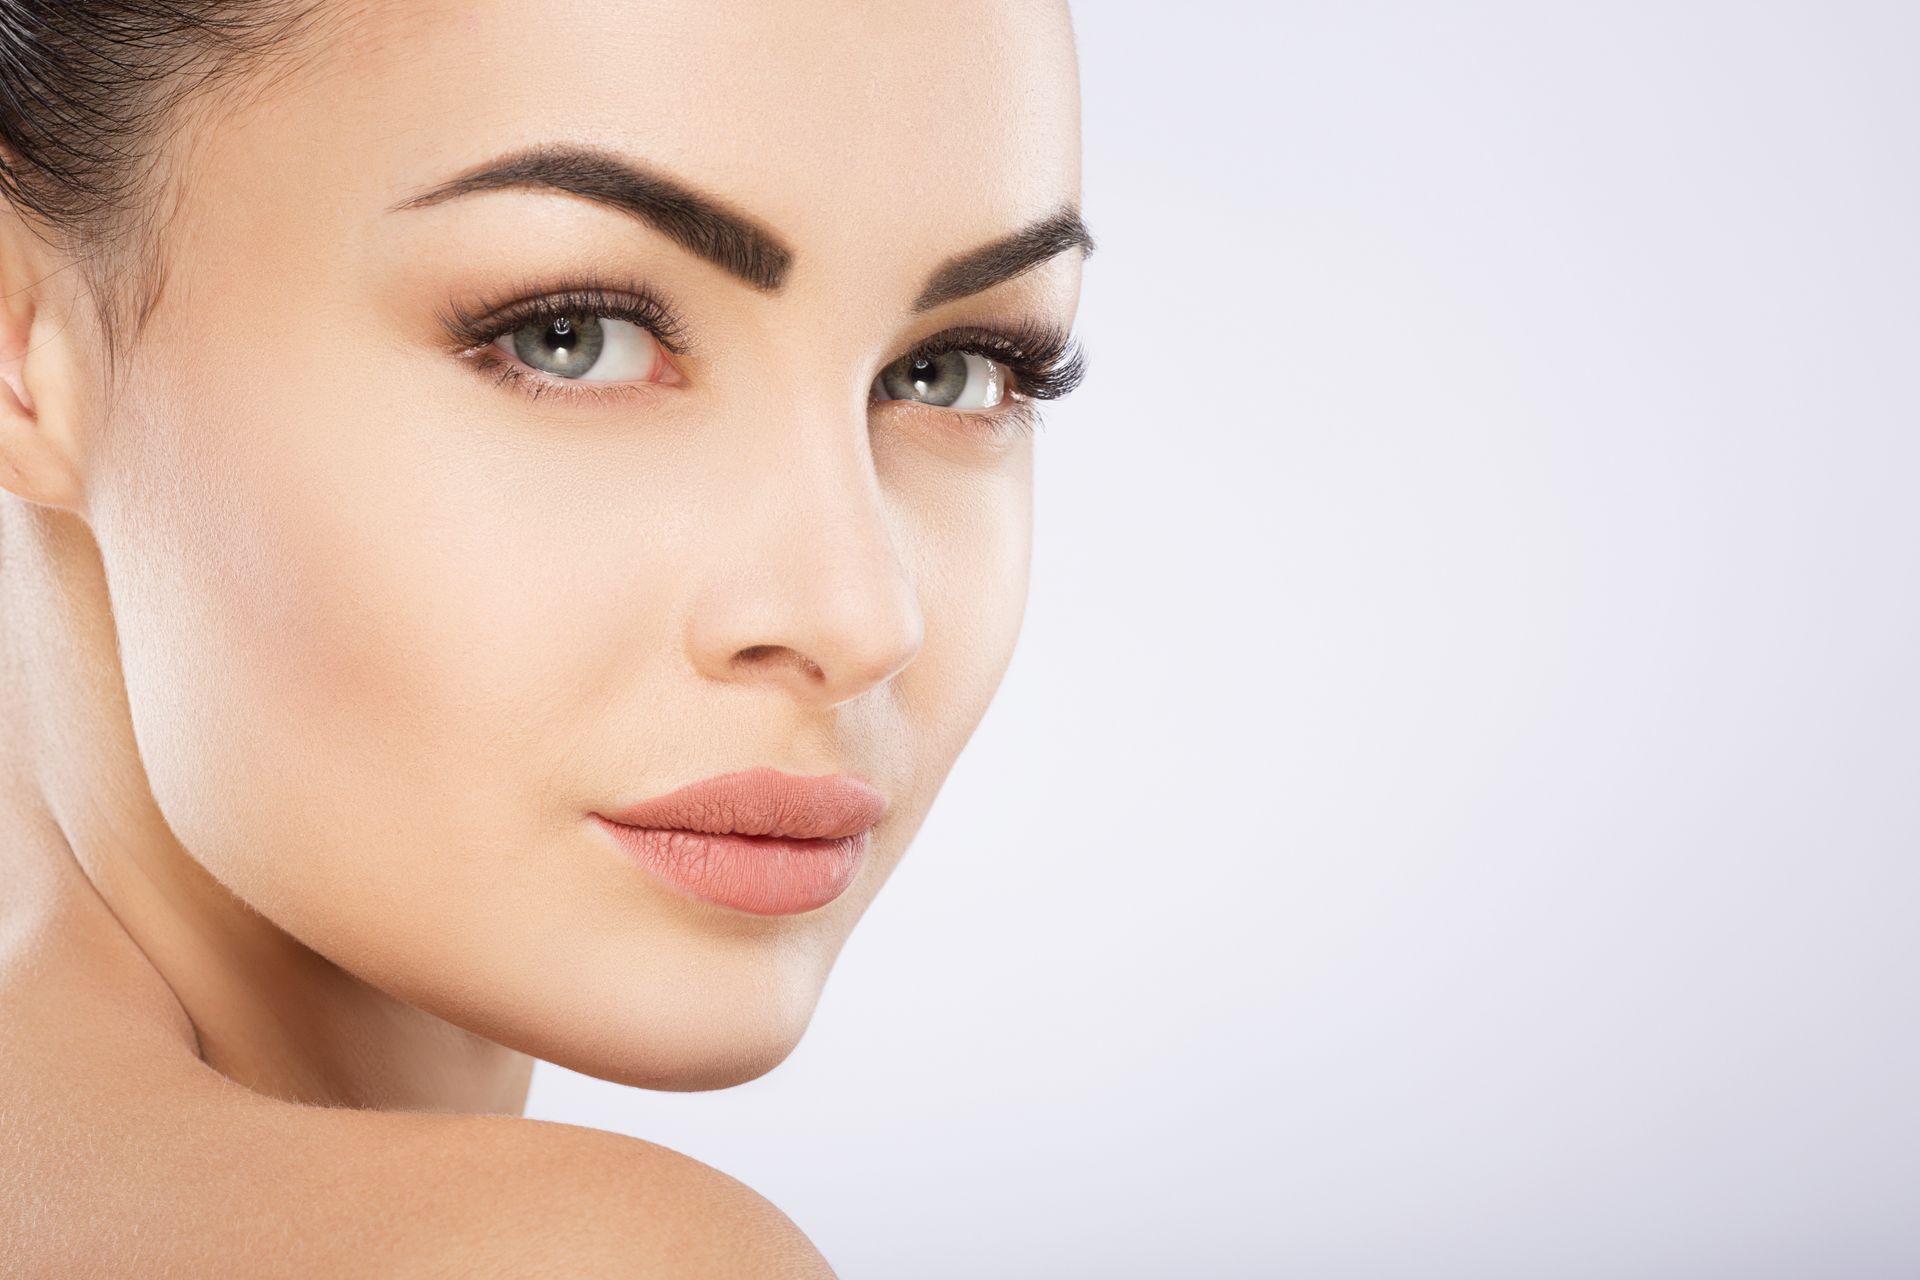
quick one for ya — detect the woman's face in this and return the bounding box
[81,0,1083,1088]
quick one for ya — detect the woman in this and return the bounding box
[0,0,1089,1272]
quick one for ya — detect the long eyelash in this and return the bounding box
[436,280,690,358]
[904,321,1088,404]
[880,322,1085,441]
[433,280,690,409]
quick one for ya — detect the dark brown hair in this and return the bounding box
[0,0,324,365]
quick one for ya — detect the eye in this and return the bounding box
[871,349,1008,411]
[489,312,671,383]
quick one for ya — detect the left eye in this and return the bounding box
[871,350,1007,410]
[490,312,667,382]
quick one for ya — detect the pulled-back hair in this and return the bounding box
[0,0,324,366]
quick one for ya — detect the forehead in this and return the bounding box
[225,0,1081,268]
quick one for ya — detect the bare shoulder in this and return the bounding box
[3,1044,836,1278]
[318,1106,841,1279]
[1,889,835,1276]
[374,1108,839,1279]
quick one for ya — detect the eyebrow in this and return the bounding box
[911,205,1096,312]
[389,142,1093,309]
[388,142,793,292]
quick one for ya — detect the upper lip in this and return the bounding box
[593,766,888,840]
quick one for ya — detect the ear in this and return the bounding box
[0,199,89,516]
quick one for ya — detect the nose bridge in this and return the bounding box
[686,398,925,706]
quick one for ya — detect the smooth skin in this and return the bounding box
[0,0,1084,1273]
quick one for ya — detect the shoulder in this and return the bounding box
[344,1110,840,1278]
[363,1110,841,1278]
[5,1043,835,1277]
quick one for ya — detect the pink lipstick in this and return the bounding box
[591,766,887,915]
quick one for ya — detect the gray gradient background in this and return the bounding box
[527,4,1920,1276]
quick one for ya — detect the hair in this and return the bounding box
[0,0,326,371]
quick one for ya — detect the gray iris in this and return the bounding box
[512,313,604,378]
[879,351,968,406]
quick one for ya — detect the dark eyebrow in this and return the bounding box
[912,206,1096,312]
[388,142,793,292]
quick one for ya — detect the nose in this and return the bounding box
[684,427,925,710]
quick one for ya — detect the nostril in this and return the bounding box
[732,644,824,682]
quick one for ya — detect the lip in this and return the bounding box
[591,766,887,915]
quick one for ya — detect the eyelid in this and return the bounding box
[465,351,679,407]
[435,279,693,357]
[435,280,690,407]
[495,326,681,392]
[892,321,1086,402]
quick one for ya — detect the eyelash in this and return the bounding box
[436,280,1085,438]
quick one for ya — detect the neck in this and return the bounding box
[0,495,532,1114]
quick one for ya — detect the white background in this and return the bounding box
[528,4,1920,1276]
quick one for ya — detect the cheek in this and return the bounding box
[93,353,673,927]
[887,439,1035,750]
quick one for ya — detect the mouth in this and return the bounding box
[591,766,887,915]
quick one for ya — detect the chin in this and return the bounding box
[465,962,826,1094]
[638,1036,807,1093]
[548,1015,812,1093]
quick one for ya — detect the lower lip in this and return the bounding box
[593,817,869,915]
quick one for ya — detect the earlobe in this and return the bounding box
[0,329,36,417]
[0,209,87,515]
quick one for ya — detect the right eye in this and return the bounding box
[871,349,1009,411]
[489,312,671,383]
